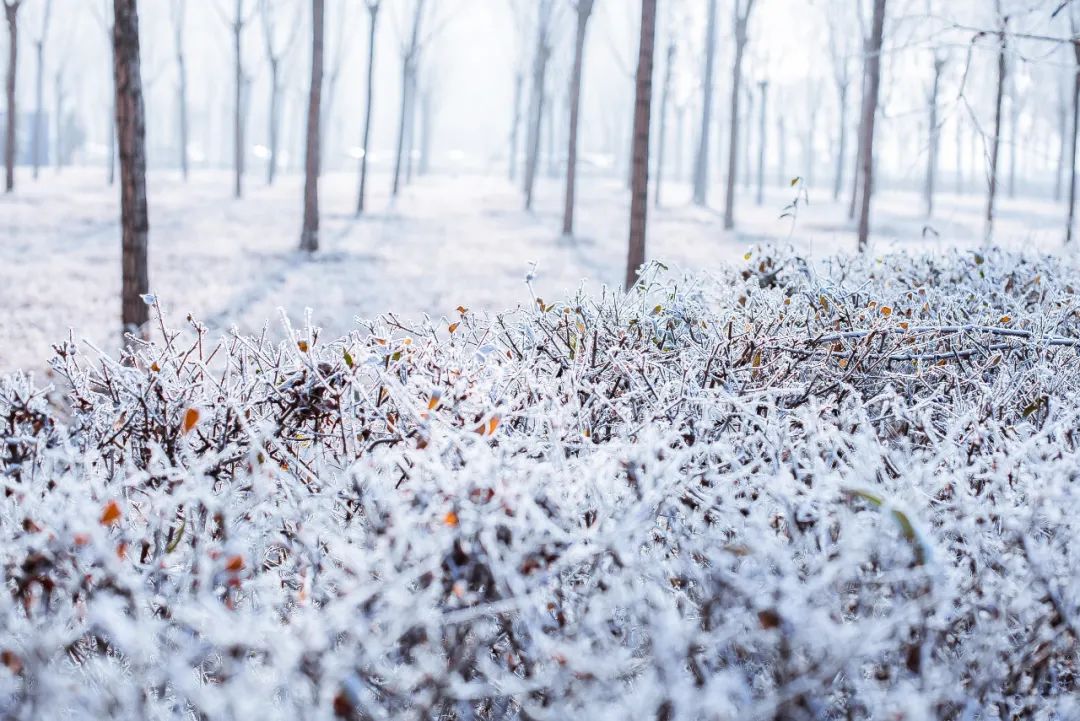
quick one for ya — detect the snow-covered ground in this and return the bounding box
[0,165,1071,372]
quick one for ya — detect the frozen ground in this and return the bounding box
[0,165,1072,372]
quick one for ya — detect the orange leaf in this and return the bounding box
[488,415,500,434]
[224,555,245,572]
[999,315,1011,324]
[150,361,161,372]
[448,322,460,334]
[427,390,442,410]
[297,340,310,352]
[73,533,91,546]
[899,321,910,330]
[182,407,200,434]
[456,305,468,316]
[100,500,122,527]
[838,358,849,369]
[880,306,892,317]
[443,511,459,527]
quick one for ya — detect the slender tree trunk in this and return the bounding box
[742,85,753,190]
[53,69,61,171]
[833,83,848,201]
[777,112,786,185]
[856,0,886,252]
[3,2,18,193]
[691,0,716,206]
[107,99,116,185]
[654,39,673,208]
[356,1,379,213]
[956,116,964,195]
[985,18,1006,244]
[544,89,556,178]
[674,103,685,181]
[299,0,324,252]
[925,57,942,217]
[404,72,416,183]
[392,0,424,198]
[1007,89,1019,199]
[1066,41,1080,243]
[508,71,523,181]
[33,0,48,182]
[849,37,869,221]
[522,4,550,211]
[174,0,188,180]
[233,1,244,198]
[112,0,150,336]
[625,0,657,290]
[562,0,594,236]
[267,62,280,184]
[756,80,766,206]
[391,61,410,196]
[419,86,431,174]
[1057,78,1068,203]
[723,4,753,230]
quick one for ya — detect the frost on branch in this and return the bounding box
[1,248,1079,719]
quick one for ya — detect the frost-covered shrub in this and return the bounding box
[2,248,1080,720]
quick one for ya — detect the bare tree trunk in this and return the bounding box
[1057,77,1068,203]
[1066,39,1080,243]
[674,102,685,181]
[419,85,431,174]
[32,0,49,181]
[508,71,523,181]
[777,110,786,185]
[833,83,848,200]
[404,73,416,183]
[691,0,716,206]
[299,0,324,252]
[112,0,150,336]
[984,13,1006,244]
[53,69,62,171]
[392,0,424,198]
[1007,86,1019,199]
[756,80,766,206]
[267,59,280,184]
[544,89,556,178]
[3,1,19,193]
[654,38,673,208]
[173,0,189,181]
[356,0,379,214]
[624,0,656,290]
[955,115,963,195]
[924,56,943,217]
[742,84,753,190]
[856,0,886,252]
[562,0,595,236]
[722,0,755,230]
[848,36,868,222]
[522,0,552,211]
[233,0,245,198]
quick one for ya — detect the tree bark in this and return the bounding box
[984,13,1006,244]
[392,0,424,198]
[522,0,551,211]
[561,0,594,236]
[112,0,150,336]
[924,56,943,217]
[267,58,280,184]
[32,0,49,180]
[3,1,19,193]
[624,0,657,290]
[299,0,324,252]
[723,0,754,230]
[508,71,523,181]
[756,80,766,206]
[856,0,886,252]
[833,83,848,201]
[691,0,716,206]
[173,0,188,181]
[1067,39,1080,243]
[233,0,245,198]
[1057,76,1068,203]
[356,0,379,214]
[654,38,673,208]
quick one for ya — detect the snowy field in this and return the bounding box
[0,166,1072,373]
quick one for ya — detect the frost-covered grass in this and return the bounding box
[2,248,1080,719]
